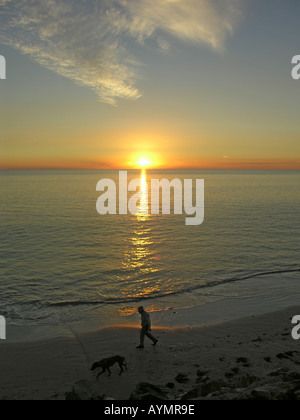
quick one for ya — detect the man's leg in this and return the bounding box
[136,329,145,348]
[145,331,158,345]
[140,329,146,346]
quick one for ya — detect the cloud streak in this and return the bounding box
[0,0,242,104]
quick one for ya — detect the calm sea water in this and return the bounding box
[1,170,300,331]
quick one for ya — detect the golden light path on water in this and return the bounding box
[137,169,149,220]
[118,169,163,316]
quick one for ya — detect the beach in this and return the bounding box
[1,0,300,404]
[1,305,300,400]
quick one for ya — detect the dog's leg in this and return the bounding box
[97,368,105,379]
[119,363,124,376]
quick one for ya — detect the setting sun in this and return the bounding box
[137,158,150,168]
[126,153,161,169]
[130,152,162,169]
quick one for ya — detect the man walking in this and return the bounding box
[136,306,158,349]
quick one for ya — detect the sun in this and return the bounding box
[129,153,160,169]
[137,158,150,168]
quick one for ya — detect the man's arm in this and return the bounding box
[142,312,151,329]
[143,312,151,329]
[147,313,152,330]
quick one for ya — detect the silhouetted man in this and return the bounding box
[136,306,158,349]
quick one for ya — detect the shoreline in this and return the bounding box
[5,270,300,344]
[1,305,300,400]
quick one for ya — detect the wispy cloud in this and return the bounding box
[0,0,243,104]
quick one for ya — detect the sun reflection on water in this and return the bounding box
[136,169,149,221]
[117,170,162,304]
[118,304,161,318]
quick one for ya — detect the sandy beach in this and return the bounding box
[1,305,300,400]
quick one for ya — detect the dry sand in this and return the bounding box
[0,306,300,400]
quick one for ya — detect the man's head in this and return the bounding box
[138,306,144,314]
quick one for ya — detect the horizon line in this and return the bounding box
[1,167,300,171]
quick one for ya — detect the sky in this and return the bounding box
[0,0,299,170]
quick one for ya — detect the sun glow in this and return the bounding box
[128,152,161,169]
[137,158,150,168]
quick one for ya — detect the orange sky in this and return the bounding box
[1,1,300,170]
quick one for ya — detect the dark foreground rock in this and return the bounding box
[175,373,190,384]
[181,371,300,400]
[66,364,300,400]
[129,383,169,400]
[66,380,105,401]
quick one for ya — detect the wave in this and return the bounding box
[48,267,300,308]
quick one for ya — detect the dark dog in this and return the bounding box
[91,355,128,378]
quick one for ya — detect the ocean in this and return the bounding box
[1,169,300,336]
